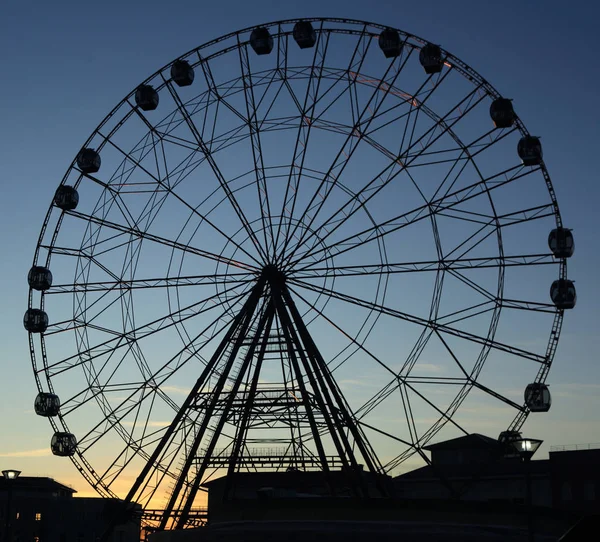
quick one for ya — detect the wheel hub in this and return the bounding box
[261,264,286,288]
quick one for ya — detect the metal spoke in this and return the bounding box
[67,209,257,271]
[282,71,483,268]
[67,286,257,456]
[46,271,253,294]
[275,23,330,254]
[288,276,546,363]
[283,84,489,268]
[161,73,268,263]
[278,35,408,264]
[94,125,264,268]
[42,281,252,377]
[237,38,279,259]
[286,165,530,269]
[292,253,555,278]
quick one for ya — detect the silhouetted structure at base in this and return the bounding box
[146,435,599,541]
[202,469,392,523]
[0,477,140,542]
[150,518,564,542]
[393,434,600,515]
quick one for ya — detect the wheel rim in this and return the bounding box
[27,18,568,524]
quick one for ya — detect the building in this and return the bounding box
[549,444,600,515]
[147,437,595,541]
[393,433,552,506]
[393,434,600,516]
[202,469,393,523]
[0,476,140,542]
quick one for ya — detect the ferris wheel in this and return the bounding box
[26,18,575,529]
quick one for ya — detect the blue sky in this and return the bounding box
[1,0,599,498]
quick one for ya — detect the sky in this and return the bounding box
[0,0,599,500]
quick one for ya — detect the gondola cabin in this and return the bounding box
[54,185,79,211]
[517,136,543,166]
[23,309,48,333]
[28,266,52,291]
[293,21,316,49]
[378,28,402,58]
[171,60,195,87]
[135,85,159,111]
[524,383,551,412]
[550,279,576,309]
[34,392,60,417]
[51,432,77,457]
[548,228,574,258]
[490,98,515,128]
[419,43,443,74]
[250,27,273,55]
[76,148,101,174]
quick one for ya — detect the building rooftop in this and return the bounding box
[0,476,76,495]
[550,443,600,452]
[395,458,550,481]
[202,469,392,492]
[423,433,501,452]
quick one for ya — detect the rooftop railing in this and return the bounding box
[550,443,600,452]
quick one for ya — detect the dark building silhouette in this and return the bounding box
[147,438,598,541]
[549,444,600,515]
[394,434,551,505]
[393,434,600,516]
[0,476,140,542]
[202,469,392,523]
